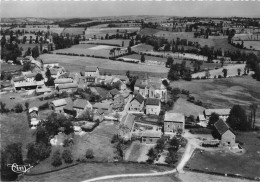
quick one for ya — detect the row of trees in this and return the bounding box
[167,60,192,81]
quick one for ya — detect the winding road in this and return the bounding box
[82,141,195,182]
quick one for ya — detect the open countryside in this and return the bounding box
[1,3,260,182]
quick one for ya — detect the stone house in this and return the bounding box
[214,119,236,147]
[24,72,37,82]
[56,83,78,93]
[119,113,136,141]
[204,109,231,122]
[49,99,68,113]
[145,98,161,115]
[141,131,162,144]
[164,112,185,136]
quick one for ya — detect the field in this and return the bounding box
[192,64,247,78]
[19,43,48,55]
[86,39,130,48]
[11,27,65,35]
[132,44,154,52]
[1,62,22,72]
[39,54,169,76]
[186,132,260,178]
[171,76,260,127]
[53,44,118,58]
[0,113,35,158]
[171,98,205,118]
[139,28,258,53]
[233,40,260,50]
[63,28,85,35]
[22,162,172,182]
[85,27,140,39]
[119,53,167,63]
[125,142,153,162]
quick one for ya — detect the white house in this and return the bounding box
[85,66,100,77]
[214,119,236,147]
[204,109,231,122]
[145,98,161,115]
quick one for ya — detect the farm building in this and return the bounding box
[133,115,163,134]
[73,99,93,118]
[204,109,231,122]
[29,107,39,119]
[93,108,105,122]
[13,81,44,91]
[145,98,161,115]
[49,98,68,113]
[54,78,74,87]
[214,119,236,147]
[164,112,185,136]
[24,72,37,82]
[113,94,125,110]
[141,131,162,144]
[44,62,60,69]
[35,86,52,96]
[92,101,113,114]
[85,66,100,77]
[56,83,78,93]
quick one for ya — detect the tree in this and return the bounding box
[155,138,165,153]
[25,101,29,111]
[226,105,250,131]
[35,126,49,145]
[237,68,241,76]
[220,58,225,67]
[1,143,23,181]
[165,150,178,166]
[166,56,174,68]
[162,79,169,88]
[169,137,179,151]
[146,148,156,163]
[222,68,228,78]
[140,54,145,63]
[85,149,94,159]
[26,142,51,162]
[122,41,124,47]
[45,68,51,78]
[14,103,23,113]
[208,113,219,128]
[22,62,31,71]
[62,149,73,164]
[35,73,43,81]
[0,101,9,113]
[249,103,258,129]
[52,150,62,167]
[32,46,40,58]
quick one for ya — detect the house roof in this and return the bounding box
[13,76,25,82]
[214,119,233,136]
[109,88,120,97]
[146,98,160,106]
[51,99,67,107]
[148,82,161,90]
[94,87,108,98]
[36,87,52,93]
[204,109,231,116]
[131,94,144,104]
[54,78,73,84]
[85,66,98,72]
[57,83,78,90]
[63,98,74,111]
[93,101,113,110]
[120,113,136,131]
[25,72,37,78]
[14,81,44,88]
[50,69,59,75]
[29,107,38,113]
[164,112,185,123]
[198,114,206,121]
[96,108,105,115]
[116,75,129,81]
[73,99,91,109]
[135,79,147,89]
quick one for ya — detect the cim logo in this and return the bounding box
[7,163,33,174]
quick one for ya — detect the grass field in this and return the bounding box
[0,113,35,158]
[22,162,172,182]
[1,62,22,72]
[63,28,85,35]
[171,98,205,118]
[86,39,130,48]
[192,64,247,78]
[233,40,260,50]
[11,27,65,34]
[139,28,258,53]
[53,44,117,58]
[186,132,260,178]
[171,76,260,127]
[40,54,169,76]
[119,53,167,63]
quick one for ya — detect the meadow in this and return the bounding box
[40,54,169,76]
[171,76,260,127]
[233,40,260,50]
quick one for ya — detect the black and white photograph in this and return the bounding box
[0,0,260,181]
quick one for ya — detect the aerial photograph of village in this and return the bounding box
[0,1,260,182]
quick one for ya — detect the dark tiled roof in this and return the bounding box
[146,98,160,106]
[120,113,136,131]
[109,88,120,97]
[57,83,78,89]
[214,119,233,135]
[73,99,90,109]
[132,94,144,104]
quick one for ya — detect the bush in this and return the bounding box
[76,156,87,163]
[39,102,49,110]
[85,149,94,159]
[0,102,9,113]
[111,134,119,144]
[218,75,222,78]
[14,103,23,113]
[52,150,62,167]
[62,149,73,164]
[27,142,52,162]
